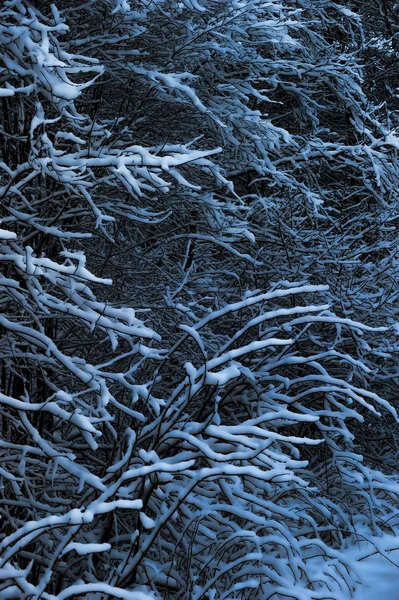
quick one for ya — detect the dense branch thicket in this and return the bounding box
[1,1,399,599]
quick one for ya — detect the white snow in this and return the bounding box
[347,536,399,599]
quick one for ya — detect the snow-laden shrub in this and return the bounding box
[1,1,399,599]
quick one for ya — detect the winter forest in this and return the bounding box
[5,0,399,598]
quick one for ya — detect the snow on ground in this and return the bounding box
[347,535,399,599]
